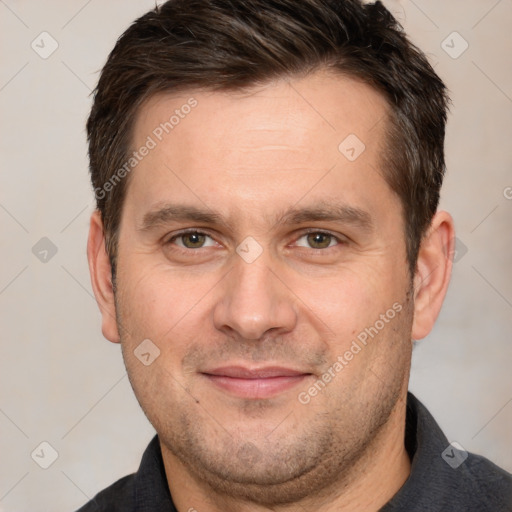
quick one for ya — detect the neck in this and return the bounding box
[161,396,411,512]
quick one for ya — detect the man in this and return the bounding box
[79,0,512,510]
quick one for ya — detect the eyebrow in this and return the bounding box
[276,203,373,232]
[139,204,227,232]
[139,201,374,233]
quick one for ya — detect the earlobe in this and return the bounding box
[411,210,455,341]
[87,210,121,343]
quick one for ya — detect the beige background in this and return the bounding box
[0,0,511,510]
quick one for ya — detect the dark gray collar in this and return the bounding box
[130,392,512,512]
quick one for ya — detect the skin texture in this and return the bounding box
[88,69,454,512]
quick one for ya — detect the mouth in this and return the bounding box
[200,366,312,399]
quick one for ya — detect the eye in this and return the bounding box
[167,230,217,249]
[294,231,340,250]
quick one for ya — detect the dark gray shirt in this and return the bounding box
[76,392,512,511]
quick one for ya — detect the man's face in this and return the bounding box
[111,70,414,503]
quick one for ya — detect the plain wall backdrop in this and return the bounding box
[1,0,511,510]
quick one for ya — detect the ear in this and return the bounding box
[87,210,121,343]
[411,210,455,341]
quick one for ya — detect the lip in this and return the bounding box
[201,366,311,399]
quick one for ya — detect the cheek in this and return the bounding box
[295,263,401,334]
[116,265,204,404]
[116,259,217,345]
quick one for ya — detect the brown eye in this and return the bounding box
[180,232,207,248]
[304,232,336,249]
[168,231,216,249]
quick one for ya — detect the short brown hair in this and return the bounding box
[87,0,449,276]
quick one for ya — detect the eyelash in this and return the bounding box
[164,228,345,252]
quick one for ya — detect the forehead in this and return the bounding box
[132,69,389,154]
[125,69,395,223]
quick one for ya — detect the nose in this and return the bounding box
[212,252,298,341]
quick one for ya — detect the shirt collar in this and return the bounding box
[133,435,177,511]
[130,392,453,511]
